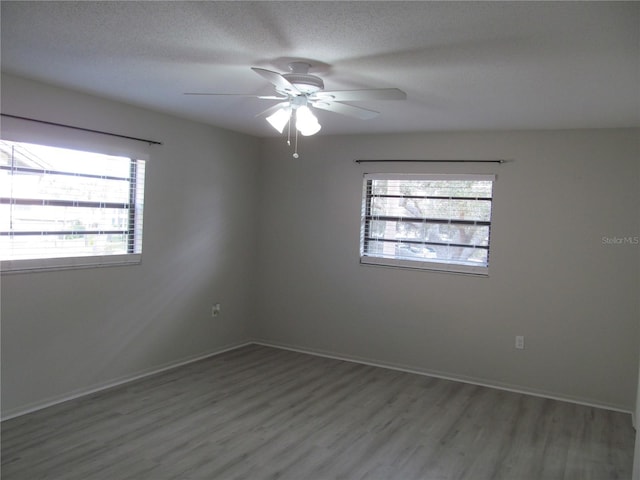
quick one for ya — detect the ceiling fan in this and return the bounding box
[185,61,406,157]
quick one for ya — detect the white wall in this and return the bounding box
[2,74,638,418]
[255,130,640,411]
[0,74,260,418]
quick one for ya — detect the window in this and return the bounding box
[360,173,495,275]
[1,139,145,272]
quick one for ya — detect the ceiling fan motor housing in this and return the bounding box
[281,61,324,94]
[282,73,324,94]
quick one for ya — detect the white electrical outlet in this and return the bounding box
[212,303,221,317]
[515,335,525,350]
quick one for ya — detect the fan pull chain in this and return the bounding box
[293,127,299,159]
[286,114,291,146]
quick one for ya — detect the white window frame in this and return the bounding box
[359,173,495,276]
[0,116,150,274]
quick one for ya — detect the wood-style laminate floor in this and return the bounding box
[1,344,635,479]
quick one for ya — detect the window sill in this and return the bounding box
[360,256,489,277]
[1,254,142,275]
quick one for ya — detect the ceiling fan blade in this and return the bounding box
[251,67,300,94]
[311,88,407,102]
[184,92,261,96]
[184,93,287,101]
[255,102,290,118]
[311,101,379,120]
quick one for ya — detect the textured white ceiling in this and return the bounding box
[1,1,638,137]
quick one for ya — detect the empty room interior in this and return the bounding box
[1,2,639,479]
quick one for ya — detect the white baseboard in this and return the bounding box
[251,338,633,417]
[3,338,632,422]
[1,340,252,421]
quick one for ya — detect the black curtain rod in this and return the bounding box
[1,113,163,146]
[355,159,506,164]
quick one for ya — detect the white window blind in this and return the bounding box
[360,173,495,275]
[0,117,150,273]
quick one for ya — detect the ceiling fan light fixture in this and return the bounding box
[266,107,291,133]
[295,106,321,136]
